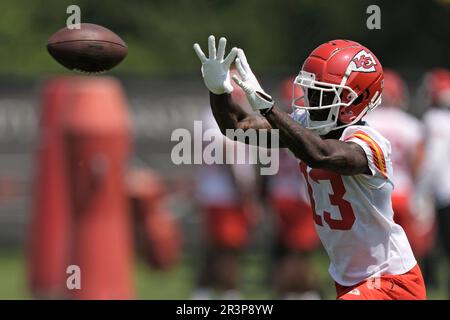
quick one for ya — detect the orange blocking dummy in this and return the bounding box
[28,77,73,298]
[64,77,135,299]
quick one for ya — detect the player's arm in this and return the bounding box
[231,49,369,176]
[264,107,369,175]
[210,92,282,147]
[194,35,281,146]
[209,92,277,133]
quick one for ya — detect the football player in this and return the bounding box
[193,35,426,300]
[364,69,435,260]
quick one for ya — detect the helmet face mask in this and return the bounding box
[291,40,384,136]
[292,71,359,135]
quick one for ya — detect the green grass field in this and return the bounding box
[0,248,447,300]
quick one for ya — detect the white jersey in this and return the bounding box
[422,108,450,208]
[365,107,424,194]
[291,110,417,286]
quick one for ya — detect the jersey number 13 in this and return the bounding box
[300,162,356,230]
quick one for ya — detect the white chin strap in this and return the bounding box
[306,107,340,135]
[310,124,333,135]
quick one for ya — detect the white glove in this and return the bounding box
[232,49,274,114]
[193,35,238,95]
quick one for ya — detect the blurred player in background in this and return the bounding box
[127,168,182,272]
[365,69,435,261]
[420,68,450,297]
[265,77,321,299]
[192,69,259,300]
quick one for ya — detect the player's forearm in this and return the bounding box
[209,92,247,133]
[264,107,329,166]
[210,92,281,147]
[264,107,367,174]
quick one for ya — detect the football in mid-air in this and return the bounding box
[47,23,128,73]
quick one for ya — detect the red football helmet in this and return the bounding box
[381,69,408,108]
[422,68,450,108]
[292,39,384,135]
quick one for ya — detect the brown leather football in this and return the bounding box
[47,23,128,73]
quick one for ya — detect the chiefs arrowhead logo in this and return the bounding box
[349,50,377,73]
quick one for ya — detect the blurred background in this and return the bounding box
[0,0,449,299]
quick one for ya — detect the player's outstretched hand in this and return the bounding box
[232,49,274,114]
[193,35,238,95]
